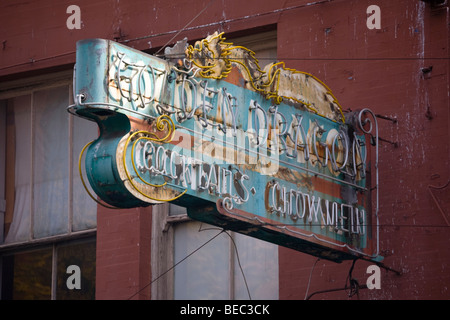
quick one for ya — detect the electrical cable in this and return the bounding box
[122,0,335,46]
[304,258,320,300]
[345,259,360,298]
[2,0,449,72]
[154,0,217,56]
[428,179,450,227]
[227,231,252,300]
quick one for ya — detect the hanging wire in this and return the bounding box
[154,0,217,56]
[305,258,370,300]
[227,231,252,300]
[428,179,450,227]
[121,0,334,47]
[304,258,320,300]
[345,259,360,298]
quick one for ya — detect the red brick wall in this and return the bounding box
[0,0,280,79]
[96,206,152,300]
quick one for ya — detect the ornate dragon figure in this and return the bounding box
[185,32,346,123]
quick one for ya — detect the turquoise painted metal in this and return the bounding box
[68,38,382,262]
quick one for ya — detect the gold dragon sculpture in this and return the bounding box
[185,32,345,123]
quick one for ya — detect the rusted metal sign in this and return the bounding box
[68,33,382,262]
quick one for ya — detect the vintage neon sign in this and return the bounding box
[68,33,382,262]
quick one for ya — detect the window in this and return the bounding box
[151,30,279,300]
[55,239,96,300]
[171,216,279,300]
[1,238,96,300]
[0,100,5,243]
[0,71,99,300]
[0,72,98,244]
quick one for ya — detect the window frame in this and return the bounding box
[0,69,97,248]
[0,235,96,300]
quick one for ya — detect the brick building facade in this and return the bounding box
[1,0,449,300]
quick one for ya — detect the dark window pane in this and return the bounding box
[1,248,52,300]
[56,240,96,300]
